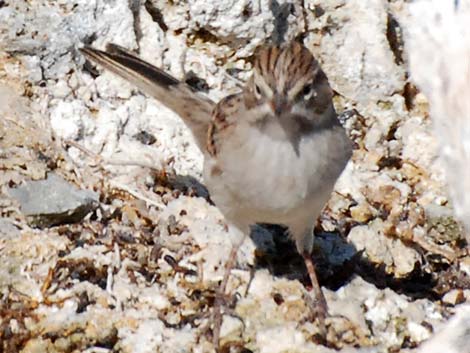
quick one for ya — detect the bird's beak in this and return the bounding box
[269,95,289,116]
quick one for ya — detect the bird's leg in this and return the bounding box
[302,251,328,337]
[212,230,248,350]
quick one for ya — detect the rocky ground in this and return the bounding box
[1,0,470,352]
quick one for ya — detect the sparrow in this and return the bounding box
[80,41,352,343]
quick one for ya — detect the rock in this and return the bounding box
[460,258,470,277]
[350,204,374,223]
[1,0,467,352]
[442,290,465,306]
[309,0,406,106]
[332,276,436,348]
[348,220,421,277]
[8,173,99,228]
[416,305,470,353]
[256,322,334,353]
[0,219,20,240]
[219,315,244,344]
[406,0,470,242]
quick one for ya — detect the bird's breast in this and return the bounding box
[203,122,351,225]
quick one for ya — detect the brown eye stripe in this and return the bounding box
[298,60,316,80]
[312,68,328,86]
[256,46,280,79]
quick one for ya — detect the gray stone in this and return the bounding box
[0,219,20,240]
[310,0,406,107]
[8,173,99,228]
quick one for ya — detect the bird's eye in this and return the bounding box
[254,84,262,98]
[302,84,313,98]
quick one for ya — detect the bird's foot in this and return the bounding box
[302,251,329,339]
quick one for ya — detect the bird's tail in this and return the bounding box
[80,43,215,150]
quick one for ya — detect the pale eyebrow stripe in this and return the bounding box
[254,71,274,98]
[287,66,320,100]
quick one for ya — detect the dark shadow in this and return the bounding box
[184,71,210,93]
[160,173,210,200]
[354,256,439,301]
[250,224,357,291]
[161,174,448,302]
[249,224,442,301]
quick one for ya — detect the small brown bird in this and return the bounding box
[80,41,352,344]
